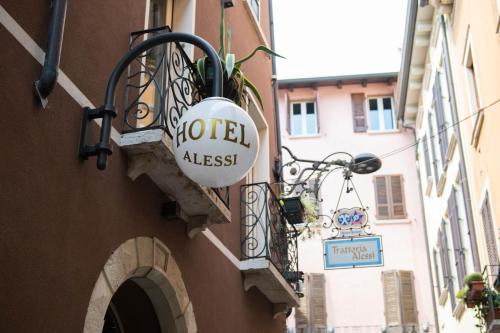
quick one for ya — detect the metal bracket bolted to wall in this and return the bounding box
[79,106,117,160]
[78,32,223,170]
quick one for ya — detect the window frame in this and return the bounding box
[289,101,319,137]
[366,96,397,132]
[249,0,260,23]
[373,174,407,220]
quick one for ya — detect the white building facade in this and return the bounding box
[279,73,436,333]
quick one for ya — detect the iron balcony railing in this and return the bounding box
[240,182,302,293]
[121,26,229,208]
[480,264,500,330]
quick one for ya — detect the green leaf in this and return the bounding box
[225,53,235,77]
[196,57,206,84]
[244,76,264,109]
[219,4,226,58]
[235,45,285,66]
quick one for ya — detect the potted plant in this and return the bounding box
[465,272,485,301]
[457,286,476,308]
[196,5,284,108]
[486,293,500,324]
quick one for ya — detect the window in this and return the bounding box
[433,71,450,166]
[448,187,467,287]
[295,273,327,332]
[138,0,173,128]
[381,270,418,331]
[438,224,456,309]
[427,113,440,185]
[290,102,318,136]
[250,0,260,22]
[367,97,396,131]
[481,192,499,270]
[421,134,432,180]
[351,93,367,132]
[432,249,442,295]
[374,175,407,220]
[464,47,484,148]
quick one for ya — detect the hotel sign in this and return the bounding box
[173,97,259,188]
[323,236,383,269]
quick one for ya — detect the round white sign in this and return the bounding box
[173,97,259,188]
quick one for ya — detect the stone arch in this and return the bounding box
[83,237,196,333]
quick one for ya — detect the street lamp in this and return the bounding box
[79,32,223,170]
[280,146,382,198]
[280,146,382,238]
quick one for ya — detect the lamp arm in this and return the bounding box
[94,33,222,170]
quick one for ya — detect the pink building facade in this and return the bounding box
[278,74,437,333]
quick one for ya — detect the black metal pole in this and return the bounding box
[34,0,68,108]
[95,32,222,170]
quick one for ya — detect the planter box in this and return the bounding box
[280,197,305,225]
[466,297,477,309]
[469,281,485,300]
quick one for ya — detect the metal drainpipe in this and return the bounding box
[268,0,283,182]
[402,123,440,333]
[34,0,68,109]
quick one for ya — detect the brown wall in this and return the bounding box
[0,1,283,332]
[195,0,279,258]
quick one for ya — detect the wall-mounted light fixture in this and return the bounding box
[79,32,223,170]
[280,146,382,237]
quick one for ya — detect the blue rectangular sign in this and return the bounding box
[324,236,384,269]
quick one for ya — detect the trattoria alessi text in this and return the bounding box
[176,117,251,167]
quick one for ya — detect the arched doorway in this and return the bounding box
[83,237,197,333]
[102,278,176,333]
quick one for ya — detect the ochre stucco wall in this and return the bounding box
[448,0,500,267]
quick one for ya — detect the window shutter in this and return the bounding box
[382,271,402,329]
[459,162,480,271]
[310,273,327,329]
[438,225,455,309]
[374,176,390,219]
[433,249,442,295]
[351,93,367,132]
[448,189,466,287]
[481,193,500,269]
[422,134,432,179]
[433,73,449,164]
[285,93,291,134]
[390,175,406,219]
[295,274,309,329]
[427,114,440,185]
[399,271,418,327]
[315,91,320,133]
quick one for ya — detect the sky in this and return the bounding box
[273,0,408,79]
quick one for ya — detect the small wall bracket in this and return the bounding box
[79,106,116,163]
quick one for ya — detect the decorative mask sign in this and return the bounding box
[173,97,259,188]
[333,207,368,229]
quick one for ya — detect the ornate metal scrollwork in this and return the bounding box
[240,182,301,293]
[122,26,205,137]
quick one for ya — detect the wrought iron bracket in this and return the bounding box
[79,106,117,160]
[79,32,222,170]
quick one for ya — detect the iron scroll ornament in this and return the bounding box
[79,32,223,170]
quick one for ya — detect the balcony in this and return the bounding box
[483,265,500,333]
[119,26,230,237]
[240,182,302,315]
